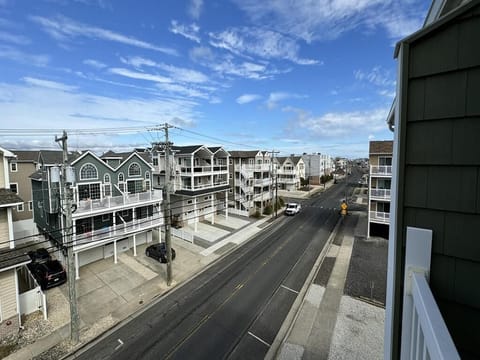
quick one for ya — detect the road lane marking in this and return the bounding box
[281,284,299,294]
[115,338,124,351]
[248,331,271,347]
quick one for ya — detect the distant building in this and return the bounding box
[367,140,393,239]
[275,156,305,191]
[302,153,333,185]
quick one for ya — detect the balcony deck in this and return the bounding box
[369,211,390,224]
[74,190,162,217]
[370,165,392,177]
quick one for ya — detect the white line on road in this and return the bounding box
[281,284,299,294]
[248,331,271,347]
[115,338,124,351]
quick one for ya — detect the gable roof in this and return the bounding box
[0,188,23,208]
[171,145,206,155]
[290,156,303,165]
[72,150,153,172]
[12,150,40,162]
[228,150,262,158]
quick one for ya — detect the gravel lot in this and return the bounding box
[344,236,388,304]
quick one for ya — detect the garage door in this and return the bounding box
[135,232,147,245]
[79,247,104,267]
[104,238,131,258]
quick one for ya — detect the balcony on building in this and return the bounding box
[369,211,390,224]
[370,165,392,177]
[370,188,391,201]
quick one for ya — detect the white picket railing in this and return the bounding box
[401,227,459,360]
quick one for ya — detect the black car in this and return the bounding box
[27,248,67,290]
[145,243,176,263]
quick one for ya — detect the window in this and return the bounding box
[102,214,110,222]
[104,183,111,197]
[153,158,158,166]
[145,171,150,179]
[80,163,98,180]
[10,183,18,194]
[10,162,17,172]
[144,180,151,191]
[104,174,111,183]
[78,183,101,200]
[229,159,233,165]
[28,201,33,211]
[229,174,233,179]
[17,203,24,212]
[127,180,143,194]
[128,163,141,177]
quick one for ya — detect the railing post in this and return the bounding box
[401,227,432,360]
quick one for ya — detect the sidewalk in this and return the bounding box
[270,212,385,360]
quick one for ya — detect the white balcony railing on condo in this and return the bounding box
[75,190,163,217]
[399,227,459,360]
[254,178,271,186]
[370,188,391,200]
[370,211,390,223]
[179,164,228,174]
[236,164,271,172]
[179,180,229,191]
[277,169,296,175]
[73,213,164,247]
[278,178,297,184]
[370,165,392,176]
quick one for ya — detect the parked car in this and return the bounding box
[146,243,176,263]
[27,248,67,290]
[284,203,301,216]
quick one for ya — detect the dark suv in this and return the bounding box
[146,243,176,263]
[27,248,67,290]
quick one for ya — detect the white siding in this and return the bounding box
[0,271,17,320]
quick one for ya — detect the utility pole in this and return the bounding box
[269,150,280,217]
[55,130,79,343]
[152,123,174,286]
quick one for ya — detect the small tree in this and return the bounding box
[253,210,261,218]
[264,204,273,215]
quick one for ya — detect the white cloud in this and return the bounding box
[83,59,107,69]
[354,66,395,87]
[0,81,197,134]
[0,45,49,66]
[233,0,427,42]
[120,56,210,84]
[0,31,30,45]
[188,0,203,19]
[284,107,389,137]
[236,94,261,104]
[169,20,200,43]
[30,15,178,56]
[23,77,77,91]
[209,27,318,65]
[109,68,172,84]
[266,92,306,109]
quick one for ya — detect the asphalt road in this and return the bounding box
[72,176,358,360]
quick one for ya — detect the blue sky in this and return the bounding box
[0,0,431,157]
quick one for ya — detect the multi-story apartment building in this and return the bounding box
[275,156,305,191]
[367,140,393,239]
[31,150,163,277]
[302,153,334,185]
[0,147,30,338]
[152,145,230,231]
[385,1,480,358]
[228,150,272,216]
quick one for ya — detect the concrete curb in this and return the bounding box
[265,216,343,360]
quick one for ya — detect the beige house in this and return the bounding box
[0,147,30,338]
[367,140,393,239]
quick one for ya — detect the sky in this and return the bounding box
[0,0,431,158]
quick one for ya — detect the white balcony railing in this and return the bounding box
[370,188,391,200]
[75,190,163,216]
[236,164,271,172]
[179,165,228,174]
[370,165,392,177]
[254,178,271,186]
[73,213,164,247]
[178,180,229,191]
[370,211,390,223]
[401,227,459,360]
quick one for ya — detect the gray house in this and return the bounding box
[385,0,480,358]
[31,150,163,277]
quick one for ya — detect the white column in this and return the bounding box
[194,197,198,232]
[113,211,116,235]
[225,191,229,219]
[132,208,136,229]
[7,208,14,249]
[114,240,117,264]
[75,252,80,279]
[133,234,137,256]
[211,197,215,225]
